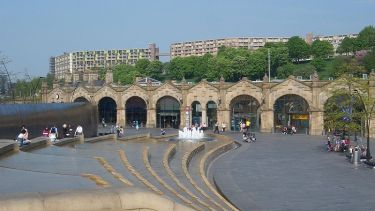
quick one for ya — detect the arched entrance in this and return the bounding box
[74,97,89,103]
[207,101,217,129]
[98,97,117,124]
[274,94,309,133]
[324,94,364,137]
[156,96,180,128]
[126,96,147,128]
[230,95,260,131]
[191,101,202,126]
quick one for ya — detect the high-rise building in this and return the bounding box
[170,37,289,58]
[50,44,159,80]
[311,33,358,52]
[170,33,358,58]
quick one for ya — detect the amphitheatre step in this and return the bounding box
[166,142,220,210]
[119,140,188,205]
[30,142,142,188]
[187,140,234,210]
[148,142,213,210]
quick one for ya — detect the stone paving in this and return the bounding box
[2,127,375,210]
[211,132,375,211]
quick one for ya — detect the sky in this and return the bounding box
[0,0,374,78]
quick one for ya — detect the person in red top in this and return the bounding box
[42,127,49,137]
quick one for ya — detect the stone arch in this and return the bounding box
[186,81,220,107]
[71,87,92,103]
[273,94,310,133]
[73,97,89,103]
[155,96,181,128]
[98,97,117,124]
[125,96,147,128]
[94,86,119,107]
[121,85,149,108]
[229,95,261,131]
[225,81,262,110]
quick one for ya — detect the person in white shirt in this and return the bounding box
[75,125,83,136]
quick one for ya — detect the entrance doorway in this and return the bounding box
[98,97,117,124]
[274,94,309,133]
[126,96,147,128]
[230,95,260,131]
[207,101,217,129]
[156,96,180,128]
[191,101,202,126]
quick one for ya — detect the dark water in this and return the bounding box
[0,103,98,139]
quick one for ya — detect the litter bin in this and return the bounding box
[353,147,360,164]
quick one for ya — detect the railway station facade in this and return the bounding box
[43,71,375,136]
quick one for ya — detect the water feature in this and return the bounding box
[178,127,204,139]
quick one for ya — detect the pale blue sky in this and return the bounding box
[0,0,374,78]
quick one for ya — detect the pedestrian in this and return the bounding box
[75,125,83,136]
[42,127,49,137]
[221,122,226,132]
[62,124,69,138]
[17,129,30,147]
[21,125,29,141]
[135,121,139,130]
[214,123,220,134]
[102,118,106,128]
[49,125,58,142]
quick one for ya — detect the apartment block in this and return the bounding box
[170,37,289,58]
[50,43,159,80]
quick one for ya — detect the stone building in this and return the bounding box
[43,71,375,137]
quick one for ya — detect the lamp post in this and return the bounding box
[354,89,375,161]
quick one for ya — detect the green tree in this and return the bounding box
[276,63,295,79]
[135,59,151,73]
[332,56,366,77]
[311,40,334,58]
[337,37,356,55]
[286,36,311,63]
[324,76,375,161]
[356,25,375,50]
[311,58,326,72]
[112,64,141,85]
[247,49,267,80]
[363,50,375,72]
[145,60,163,79]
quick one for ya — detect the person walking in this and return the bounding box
[214,122,220,134]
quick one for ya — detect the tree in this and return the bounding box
[286,36,311,63]
[362,50,375,72]
[145,60,163,80]
[356,25,375,50]
[311,58,326,72]
[337,37,356,55]
[311,40,334,59]
[332,56,366,77]
[276,63,295,79]
[324,75,375,161]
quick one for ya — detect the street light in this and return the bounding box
[354,89,375,161]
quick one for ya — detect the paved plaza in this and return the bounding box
[1,128,375,210]
[211,132,375,211]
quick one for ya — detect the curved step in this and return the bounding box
[117,149,164,195]
[199,137,239,211]
[143,146,203,211]
[182,143,226,210]
[81,173,111,188]
[93,156,133,186]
